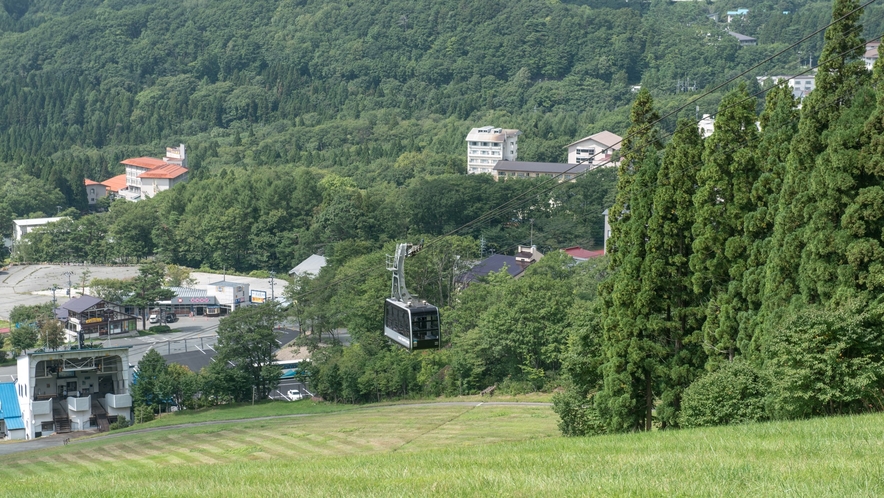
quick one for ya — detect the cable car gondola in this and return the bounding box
[383,243,441,351]
[384,298,440,351]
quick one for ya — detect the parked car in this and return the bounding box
[148,313,159,324]
[287,389,306,401]
[165,313,178,323]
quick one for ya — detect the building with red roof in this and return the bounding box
[562,246,605,261]
[84,179,108,206]
[113,144,188,201]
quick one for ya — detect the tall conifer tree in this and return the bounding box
[742,84,798,352]
[690,83,759,363]
[798,48,874,305]
[641,118,705,427]
[763,0,867,321]
[598,89,663,432]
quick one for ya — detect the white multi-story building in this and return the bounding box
[466,126,521,174]
[698,114,716,137]
[117,144,189,201]
[865,41,880,71]
[16,346,132,437]
[757,73,816,99]
[566,131,622,168]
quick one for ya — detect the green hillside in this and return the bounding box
[1,0,881,216]
[2,402,883,496]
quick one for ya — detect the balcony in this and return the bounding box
[106,393,131,409]
[32,399,52,416]
[68,395,91,413]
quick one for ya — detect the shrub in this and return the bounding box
[763,302,884,419]
[109,418,131,430]
[148,325,172,334]
[133,405,156,424]
[680,360,770,428]
[552,390,606,436]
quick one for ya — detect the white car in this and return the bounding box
[287,389,306,401]
[148,314,159,324]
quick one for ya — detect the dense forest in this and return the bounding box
[3,0,884,269]
[3,0,884,435]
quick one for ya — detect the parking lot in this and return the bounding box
[269,379,313,401]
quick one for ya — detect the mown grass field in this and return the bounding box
[3,402,884,497]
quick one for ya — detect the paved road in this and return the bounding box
[0,401,553,456]
[0,264,141,319]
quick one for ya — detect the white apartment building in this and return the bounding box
[757,73,816,99]
[566,131,622,168]
[466,126,521,174]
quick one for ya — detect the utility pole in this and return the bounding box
[268,271,276,303]
[62,271,73,296]
[50,284,59,305]
[530,219,534,247]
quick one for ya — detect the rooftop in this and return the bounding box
[562,246,605,260]
[13,217,65,226]
[289,254,328,277]
[466,126,522,142]
[138,164,188,180]
[59,295,104,314]
[458,254,530,285]
[167,287,208,298]
[728,31,757,42]
[0,382,24,430]
[566,131,623,149]
[101,174,128,192]
[121,157,168,170]
[209,281,246,287]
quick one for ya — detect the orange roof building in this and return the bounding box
[101,174,128,193]
[120,157,168,170]
[115,144,188,201]
[138,164,188,180]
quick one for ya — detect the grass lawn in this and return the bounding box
[3,403,884,496]
[117,399,357,429]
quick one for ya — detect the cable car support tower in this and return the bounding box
[384,243,441,351]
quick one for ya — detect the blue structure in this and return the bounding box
[0,382,25,439]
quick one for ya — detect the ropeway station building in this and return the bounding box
[15,346,132,438]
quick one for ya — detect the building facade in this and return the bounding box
[16,346,132,438]
[566,131,622,167]
[466,126,521,174]
[116,144,189,201]
[84,180,109,206]
[698,114,716,137]
[493,161,591,182]
[57,296,139,343]
[865,41,880,71]
[12,217,66,242]
[207,281,250,311]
